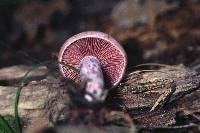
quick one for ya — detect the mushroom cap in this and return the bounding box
[59,31,127,88]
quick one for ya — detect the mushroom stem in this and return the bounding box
[80,56,105,102]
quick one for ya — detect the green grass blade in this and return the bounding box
[57,61,80,74]
[14,60,79,133]
[0,115,14,133]
[15,67,35,133]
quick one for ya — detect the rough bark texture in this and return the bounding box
[0,65,47,86]
[1,65,200,133]
[0,65,73,128]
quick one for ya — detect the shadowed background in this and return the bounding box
[0,0,199,68]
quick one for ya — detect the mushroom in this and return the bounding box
[59,31,127,103]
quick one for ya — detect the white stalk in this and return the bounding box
[80,56,105,102]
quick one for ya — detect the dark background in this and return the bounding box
[0,0,199,68]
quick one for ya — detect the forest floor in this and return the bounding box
[0,0,200,133]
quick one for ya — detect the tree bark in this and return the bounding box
[0,65,73,128]
[1,65,200,133]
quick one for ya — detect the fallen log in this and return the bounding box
[1,65,200,133]
[0,65,73,129]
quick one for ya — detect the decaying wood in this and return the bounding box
[0,65,47,85]
[0,65,74,128]
[107,64,200,126]
[1,64,200,132]
[115,65,200,111]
